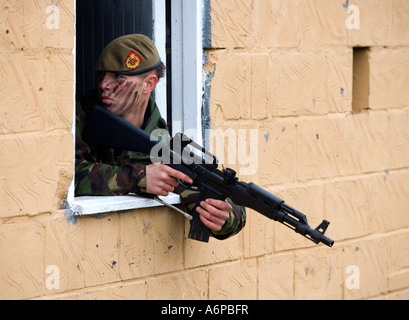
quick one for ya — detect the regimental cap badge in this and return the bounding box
[124,50,143,71]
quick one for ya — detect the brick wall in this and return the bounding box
[206,0,409,300]
[1,0,409,300]
[0,0,75,299]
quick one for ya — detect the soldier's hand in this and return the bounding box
[196,199,232,232]
[146,163,193,196]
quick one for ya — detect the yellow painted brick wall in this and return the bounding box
[0,0,75,299]
[1,0,409,301]
[207,0,409,300]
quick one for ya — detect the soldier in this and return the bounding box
[75,34,245,240]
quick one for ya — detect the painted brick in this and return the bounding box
[1,0,74,50]
[370,170,409,233]
[343,112,390,175]
[259,118,297,186]
[80,214,122,287]
[324,176,373,242]
[386,229,409,277]
[69,280,146,300]
[342,237,388,299]
[297,112,393,181]
[184,230,242,269]
[2,0,41,50]
[294,245,344,299]
[42,0,76,49]
[44,206,187,292]
[38,279,147,300]
[145,269,208,300]
[300,0,347,47]
[209,53,251,120]
[275,51,328,116]
[250,54,268,119]
[209,53,269,120]
[0,51,46,133]
[381,288,409,300]
[272,183,325,251]
[324,171,409,242]
[44,213,120,291]
[208,259,258,299]
[117,207,185,279]
[369,48,409,110]
[0,50,74,134]
[210,0,256,49]
[255,0,300,48]
[297,117,345,181]
[326,48,353,113]
[44,213,86,294]
[388,110,409,169]
[391,0,409,46]
[243,208,274,258]
[44,52,75,131]
[388,269,409,293]
[0,220,44,299]
[347,0,392,47]
[0,132,73,218]
[272,49,352,116]
[258,253,294,299]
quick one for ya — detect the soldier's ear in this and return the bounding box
[143,73,158,94]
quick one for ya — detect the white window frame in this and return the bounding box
[169,0,203,142]
[66,0,203,216]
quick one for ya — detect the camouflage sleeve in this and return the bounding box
[75,136,148,196]
[174,185,246,240]
[74,101,148,196]
[211,199,246,240]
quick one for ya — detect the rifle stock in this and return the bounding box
[84,106,334,247]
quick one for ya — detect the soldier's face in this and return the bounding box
[97,72,142,116]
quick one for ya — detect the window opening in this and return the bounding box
[352,46,370,113]
[165,0,173,133]
[67,0,204,216]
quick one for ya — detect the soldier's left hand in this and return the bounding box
[196,199,232,232]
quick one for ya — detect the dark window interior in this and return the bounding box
[75,0,153,100]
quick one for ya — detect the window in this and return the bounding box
[66,0,204,215]
[352,46,370,113]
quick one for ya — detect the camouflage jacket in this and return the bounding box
[75,93,246,240]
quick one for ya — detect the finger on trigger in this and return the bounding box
[168,167,193,184]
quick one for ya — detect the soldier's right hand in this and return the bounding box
[145,163,193,196]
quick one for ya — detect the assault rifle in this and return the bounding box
[84,105,334,247]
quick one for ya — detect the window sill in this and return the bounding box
[69,193,181,216]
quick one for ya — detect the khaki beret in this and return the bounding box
[95,34,161,75]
